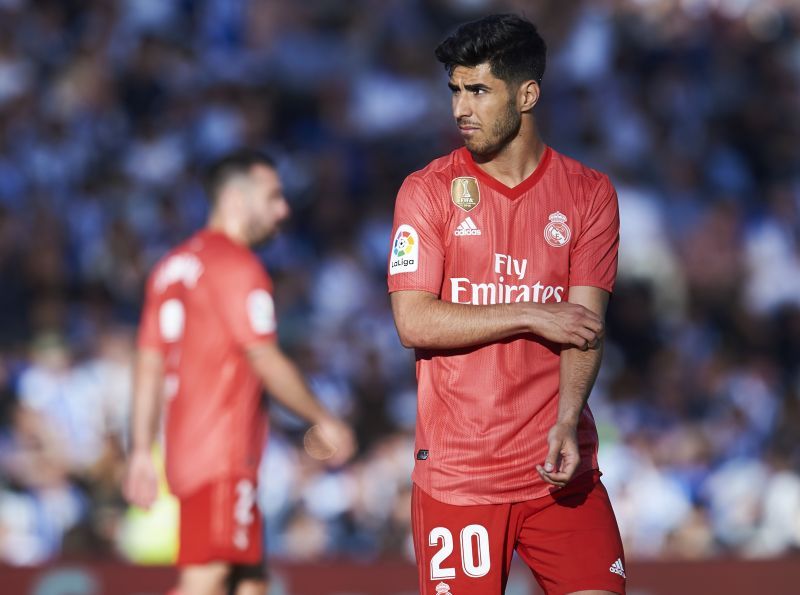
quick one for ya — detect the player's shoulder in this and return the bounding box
[147,233,203,291]
[199,231,257,262]
[199,233,269,287]
[150,230,265,291]
[549,148,612,186]
[547,148,615,205]
[401,148,468,194]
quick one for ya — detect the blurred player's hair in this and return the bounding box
[435,13,547,87]
[203,149,276,206]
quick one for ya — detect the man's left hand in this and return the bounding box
[536,422,580,488]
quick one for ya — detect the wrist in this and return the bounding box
[131,443,152,456]
[312,411,337,428]
[523,303,545,335]
[553,418,579,429]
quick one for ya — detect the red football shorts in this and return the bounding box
[412,471,626,595]
[177,476,263,566]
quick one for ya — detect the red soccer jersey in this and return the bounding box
[388,146,619,505]
[138,229,276,498]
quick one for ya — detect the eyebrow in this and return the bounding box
[448,82,491,92]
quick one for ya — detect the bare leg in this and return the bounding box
[234,579,269,595]
[179,563,230,595]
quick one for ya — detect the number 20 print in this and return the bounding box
[429,525,491,580]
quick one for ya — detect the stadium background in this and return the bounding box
[0,0,799,593]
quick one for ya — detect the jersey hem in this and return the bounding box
[240,335,278,349]
[136,339,164,351]
[412,468,600,506]
[169,470,259,500]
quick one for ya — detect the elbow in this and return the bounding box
[395,323,428,349]
[391,292,438,349]
[396,328,419,349]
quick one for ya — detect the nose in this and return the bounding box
[453,92,471,120]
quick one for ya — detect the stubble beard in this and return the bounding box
[465,100,522,158]
[246,219,277,247]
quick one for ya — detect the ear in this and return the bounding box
[518,80,540,113]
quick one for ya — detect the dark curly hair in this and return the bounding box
[435,14,547,86]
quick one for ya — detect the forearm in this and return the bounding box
[392,289,605,351]
[391,289,586,350]
[130,349,165,453]
[249,345,330,424]
[557,341,603,426]
[554,285,609,425]
[395,297,531,349]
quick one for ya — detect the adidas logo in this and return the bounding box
[455,216,481,236]
[609,558,626,578]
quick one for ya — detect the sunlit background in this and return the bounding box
[0,0,798,593]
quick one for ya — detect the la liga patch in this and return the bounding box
[247,289,276,334]
[389,224,419,275]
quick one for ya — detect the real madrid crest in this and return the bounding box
[544,211,571,247]
[451,177,480,212]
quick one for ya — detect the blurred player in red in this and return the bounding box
[388,14,625,595]
[124,150,355,595]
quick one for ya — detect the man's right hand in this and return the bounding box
[528,302,604,350]
[123,449,159,509]
[304,416,357,467]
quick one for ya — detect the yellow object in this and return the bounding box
[118,445,180,564]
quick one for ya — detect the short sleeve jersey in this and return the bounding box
[387,147,619,505]
[138,229,277,498]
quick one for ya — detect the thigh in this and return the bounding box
[179,563,229,595]
[411,484,515,595]
[227,562,268,595]
[230,577,268,595]
[515,475,626,595]
[179,477,263,567]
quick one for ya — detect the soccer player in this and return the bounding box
[388,14,625,595]
[124,150,355,595]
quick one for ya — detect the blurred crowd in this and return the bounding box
[0,0,799,567]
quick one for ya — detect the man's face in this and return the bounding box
[239,164,290,245]
[448,63,522,157]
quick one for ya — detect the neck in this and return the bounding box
[207,215,249,246]
[470,119,545,187]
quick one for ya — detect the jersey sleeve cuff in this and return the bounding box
[568,280,615,293]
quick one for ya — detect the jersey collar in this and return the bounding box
[460,145,552,200]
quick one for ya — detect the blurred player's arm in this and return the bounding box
[247,342,355,465]
[537,285,608,488]
[124,348,164,508]
[390,289,603,350]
